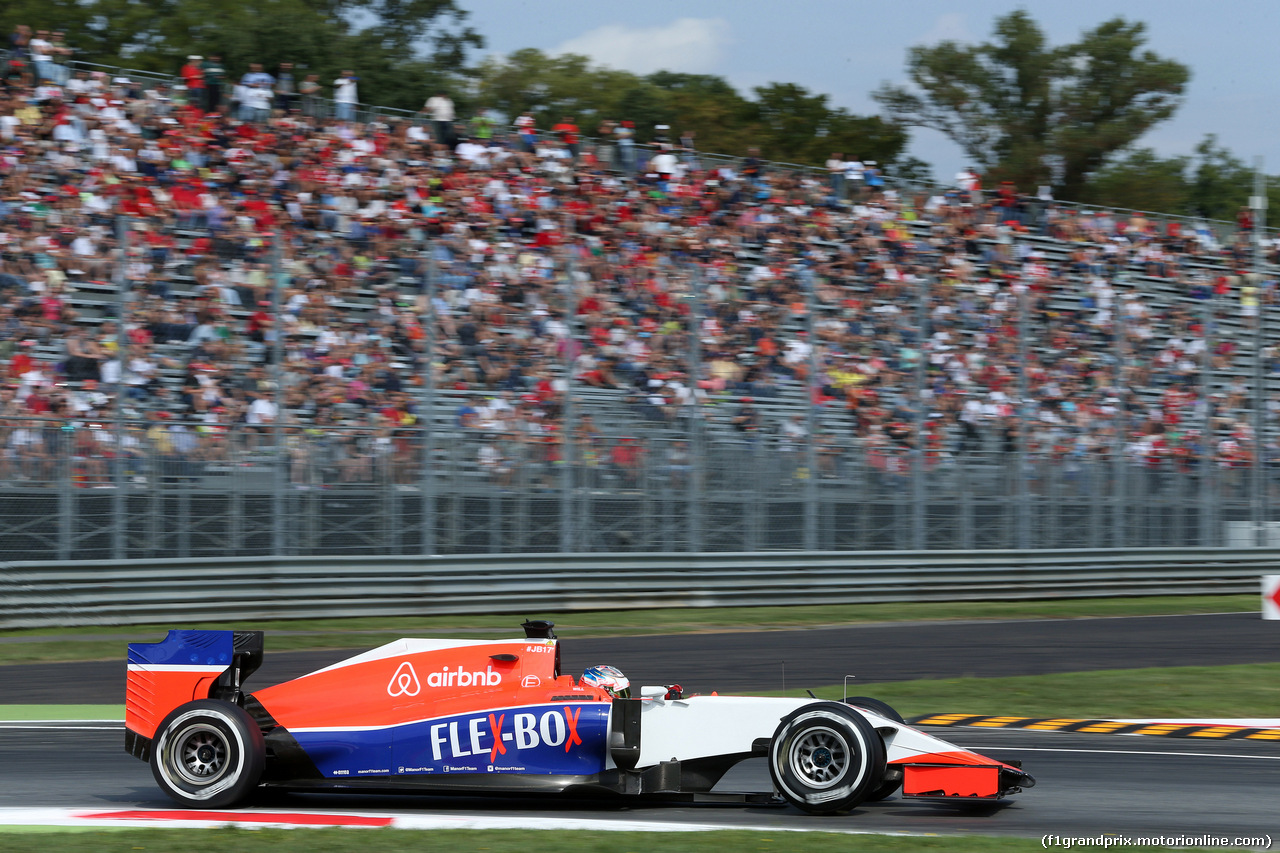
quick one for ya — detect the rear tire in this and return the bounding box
[844,696,905,801]
[150,699,264,808]
[768,703,886,814]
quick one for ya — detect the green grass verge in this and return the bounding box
[782,662,1280,720]
[6,662,1280,723]
[0,828,1203,852]
[0,704,123,721]
[0,594,1257,665]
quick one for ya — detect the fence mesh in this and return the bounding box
[2,139,1278,560]
[0,415,1274,560]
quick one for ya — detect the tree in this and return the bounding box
[751,83,836,162]
[473,50,636,131]
[874,10,1188,198]
[0,0,482,110]
[354,0,481,64]
[1074,136,1280,228]
[475,51,907,167]
[644,71,756,154]
[1186,136,1253,223]
[1080,148,1189,214]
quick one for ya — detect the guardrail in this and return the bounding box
[2,548,1272,629]
[65,59,175,87]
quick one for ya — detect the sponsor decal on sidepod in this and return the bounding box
[292,703,611,778]
[426,665,502,689]
[387,662,421,697]
[386,661,503,697]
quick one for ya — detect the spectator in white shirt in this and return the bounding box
[29,30,55,83]
[422,92,454,144]
[333,72,358,122]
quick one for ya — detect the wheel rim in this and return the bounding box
[167,723,231,787]
[788,725,850,788]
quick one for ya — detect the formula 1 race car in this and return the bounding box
[124,621,1034,814]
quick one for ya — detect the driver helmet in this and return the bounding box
[581,664,630,699]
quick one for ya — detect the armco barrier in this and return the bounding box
[2,548,1276,629]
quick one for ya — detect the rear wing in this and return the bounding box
[125,630,263,760]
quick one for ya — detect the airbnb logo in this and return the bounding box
[388,661,421,697]
[427,665,501,688]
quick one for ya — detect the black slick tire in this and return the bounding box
[768,702,886,815]
[149,699,265,808]
[843,696,904,724]
[844,696,904,801]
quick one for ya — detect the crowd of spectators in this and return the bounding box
[1,26,1278,492]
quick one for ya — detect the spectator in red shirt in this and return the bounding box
[552,115,580,162]
[180,56,204,97]
[610,436,643,489]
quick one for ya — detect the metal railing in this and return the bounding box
[64,60,175,88]
[1,548,1270,628]
[2,420,1279,561]
[3,198,1280,562]
[4,210,1278,561]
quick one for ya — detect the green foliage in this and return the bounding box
[0,0,482,110]
[887,155,934,183]
[750,82,835,161]
[875,10,1188,198]
[797,662,1280,720]
[0,828,1056,853]
[1078,136,1280,227]
[1081,147,1190,213]
[474,49,906,167]
[0,595,1256,665]
[1186,135,1254,222]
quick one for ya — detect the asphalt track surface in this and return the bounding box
[5,611,1279,704]
[3,723,1278,838]
[4,612,1280,838]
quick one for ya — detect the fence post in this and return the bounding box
[56,420,73,559]
[803,267,818,551]
[1201,293,1215,547]
[912,273,929,551]
[420,249,437,556]
[424,247,440,550]
[112,215,129,559]
[745,440,760,552]
[559,246,577,553]
[689,266,704,552]
[270,235,287,557]
[959,455,974,549]
[1017,285,1031,549]
[1252,159,1267,546]
[1113,280,1127,548]
[1262,292,1272,546]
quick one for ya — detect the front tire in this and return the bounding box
[768,703,886,814]
[844,697,904,801]
[843,696,904,724]
[150,699,264,808]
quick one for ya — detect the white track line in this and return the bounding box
[0,725,122,730]
[0,807,930,835]
[0,719,122,724]
[1112,718,1280,726]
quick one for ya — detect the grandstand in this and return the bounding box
[1,55,1277,561]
